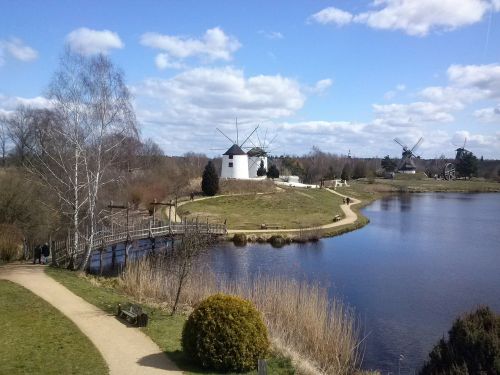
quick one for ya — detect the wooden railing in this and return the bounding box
[53,220,226,267]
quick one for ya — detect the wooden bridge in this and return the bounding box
[52,220,227,269]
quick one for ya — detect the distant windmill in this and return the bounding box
[393,137,423,174]
[443,138,472,180]
[215,119,259,179]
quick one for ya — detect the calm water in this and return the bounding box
[200,193,500,372]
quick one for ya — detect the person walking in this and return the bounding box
[41,243,50,264]
[33,244,42,264]
[346,197,351,205]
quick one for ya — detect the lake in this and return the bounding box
[200,193,500,372]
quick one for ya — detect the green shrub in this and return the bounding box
[182,293,269,372]
[420,306,500,375]
[232,233,247,246]
[201,161,219,196]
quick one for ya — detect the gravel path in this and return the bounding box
[0,264,182,375]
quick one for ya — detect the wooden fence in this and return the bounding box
[52,220,226,268]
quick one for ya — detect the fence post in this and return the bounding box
[258,359,267,375]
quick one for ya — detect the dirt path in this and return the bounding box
[0,264,181,375]
[228,188,361,234]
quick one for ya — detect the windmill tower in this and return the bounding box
[217,122,258,179]
[247,129,278,178]
[393,137,423,174]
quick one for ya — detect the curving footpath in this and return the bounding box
[227,188,361,234]
[0,264,181,375]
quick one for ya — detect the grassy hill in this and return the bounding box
[178,188,344,230]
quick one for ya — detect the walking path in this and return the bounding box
[0,264,181,375]
[227,188,361,234]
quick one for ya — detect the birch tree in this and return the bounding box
[26,51,137,269]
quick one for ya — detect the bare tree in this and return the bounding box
[0,116,8,166]
[25,51,137,270]
[5,105,35,164]
[78,54,137,271]
[168,229,212,315]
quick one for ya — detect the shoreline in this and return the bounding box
[226,183,500,245]
[174,179,500,246]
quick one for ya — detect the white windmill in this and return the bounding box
[246,128,278,178]
[216,121,259,179]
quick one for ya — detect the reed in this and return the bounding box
[120,257,362,374]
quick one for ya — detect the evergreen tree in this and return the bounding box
[420,307,500,375]
[256,160,267,176]
[201,161,219,196]
[456,152,478,179]
[381,155,397,172]
[341,163,352,181]
[266,164,280,179]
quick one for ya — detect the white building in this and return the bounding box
[247,147,268,178]
[220,144,249,179]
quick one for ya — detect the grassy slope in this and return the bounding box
[45,268,294,375]
[0,280,108,375]
[178,188,344,230]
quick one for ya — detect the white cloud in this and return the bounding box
[155,53,184,70]
[259,30,284,40]
[474,105,500,122]
[384,83,406,100]
[66,28,124,56]
[310,0,499,36]
[132,67,306,153]
[140,27,241,69]
[308,78,333,94]
[0,93,51,117]
[373,101,456,126]
[0,38,38,66]
[309,7,353,26]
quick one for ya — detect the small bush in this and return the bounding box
[232,233,247,246]
[420,306,500,375]
[182,293,269,372]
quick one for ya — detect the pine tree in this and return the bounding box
[201,161,219,196]
[341,163,352,181]
[257,160,267,176]
[266,164,280,179]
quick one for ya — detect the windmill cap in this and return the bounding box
[223,144,246,156]
[247,147,267,157]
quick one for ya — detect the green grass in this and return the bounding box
[178,188,344,230]
[46,268,294,375]
[0,279,108,375]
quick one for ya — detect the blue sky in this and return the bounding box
[1,0,500,158]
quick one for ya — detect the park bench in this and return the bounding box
[333,215,342,222]
[260,223,283,230]
[117,303,148,327]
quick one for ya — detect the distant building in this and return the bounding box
[247,147,268,178]
[220,144,249,179]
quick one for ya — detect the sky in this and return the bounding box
[1,0,500,158]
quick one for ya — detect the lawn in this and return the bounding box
[0,280,108,375]
[178,188,344,230]
[45,268,294,375]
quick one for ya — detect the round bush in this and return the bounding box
[182,293,269,372]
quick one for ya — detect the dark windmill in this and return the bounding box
[393,137,423,174]
[443,138,472,180]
